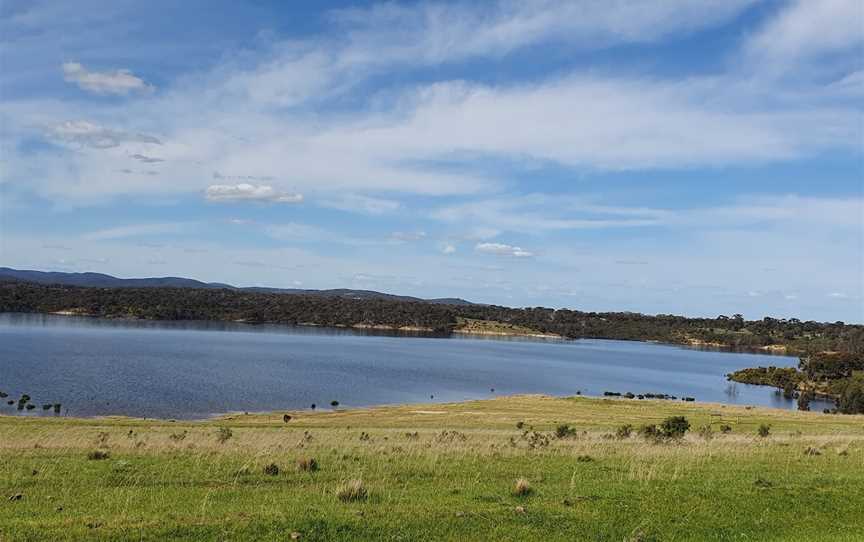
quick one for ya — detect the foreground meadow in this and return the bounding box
[1,395,863,541]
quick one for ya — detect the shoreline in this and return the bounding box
[0,392,840,424]
[29,311,794,353]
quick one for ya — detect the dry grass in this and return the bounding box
[336,479,368,502]
[512,477,532,496]
[1,395,863,540]
[297,457,319,472]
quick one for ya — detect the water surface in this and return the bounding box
[0,313,826,418]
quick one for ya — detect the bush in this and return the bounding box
[87,450,110,461]
[719,424,732,434]
[659,416,690,439]
[836,375,864,414]
[336,479,367,502]
[638,424,660,440]
[616,424,633,439]
[216,427,233,444]
[262,463,280,476]
[555,424,577,438]
[757,424,771,438]
[512,478,532,497]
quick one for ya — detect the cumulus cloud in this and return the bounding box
[205,184,303,204]
[49,120,162,149]
[62,62,152,95]
[475,242,533,258]
[441,243,456,255]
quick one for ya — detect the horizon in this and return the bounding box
[1,0,863,323]
[3,265,861,325]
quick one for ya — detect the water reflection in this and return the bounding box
[0,313,834,418]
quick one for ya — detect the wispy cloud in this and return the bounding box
[62,62,152,95]
[475,242,533,258]
[205,184,303,204]
[318,194,401,215]
[130,153,164,163]
[49,120,162,149]
[82,223,191,241]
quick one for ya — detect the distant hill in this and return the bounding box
[0,267,473,306]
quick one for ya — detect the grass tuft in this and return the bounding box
[336,479,367,502]
[512,477,532,497]
[86,450,110,461]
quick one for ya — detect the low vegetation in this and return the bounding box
[729,352,864,414]
[1,394,863,540]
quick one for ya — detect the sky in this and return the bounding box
[0,0,862,323]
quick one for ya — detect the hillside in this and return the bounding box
[0,267,473,306]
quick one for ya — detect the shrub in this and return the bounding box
[262,463,280,476]
[555,424,577,438]
[330,400,339,408]
[515,421,525,429]
[616,424,633,439]
[283,414,292,423]
[719,424,733,434]
[697,425,714,441]
[87,450,110,461]
[169,431,187,442]
[797,390,813,411]
[659,416,690,439]
[216,427,233,444]
[336,479,367,502]
[757,424,771,438]
[297,457,319,472]
[512,478,532,497]
[836,375,864,414]
[637,424,660,440]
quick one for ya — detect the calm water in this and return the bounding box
[0,313,828,418]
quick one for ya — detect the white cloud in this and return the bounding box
[744,0,863,64]
[49,120,162,149]
[441,243,456,255]
[475,242,533,258]
[62,62,152,95]
[205,184,303,204]
[332,0,758,65]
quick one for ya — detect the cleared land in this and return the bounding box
[1,395,863,541]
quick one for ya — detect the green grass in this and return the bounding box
[1,395,863,541]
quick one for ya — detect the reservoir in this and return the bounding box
[0,313,827,418]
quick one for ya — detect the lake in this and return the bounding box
[0,313,829,418]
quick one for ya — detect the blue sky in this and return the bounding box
[1,0,862,322]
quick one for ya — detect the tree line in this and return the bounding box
[1,281,862,355]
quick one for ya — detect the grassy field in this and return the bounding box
[1,395,863,541]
